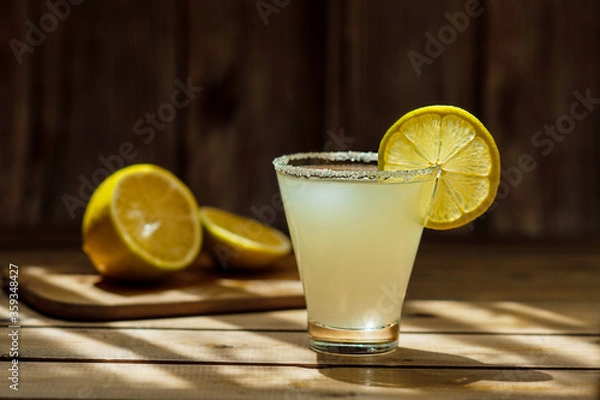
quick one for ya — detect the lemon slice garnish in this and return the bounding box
[379,105,500,230]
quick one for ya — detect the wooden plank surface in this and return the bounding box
[10,255,303,321]
[482,0,600,237]
[4,242,599,304]
[407,244,600,301]
[183,0,325,223]
[12,327,599,369]
[1,362,597,400]
[0,0,32,226]
[325,0,480,152]
[6,301,598,335]
[3,243,600,322]
[2,1,599,239]
[1,243,599,399]
[53,0,181,223]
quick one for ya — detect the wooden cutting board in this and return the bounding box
[9,253,305,321]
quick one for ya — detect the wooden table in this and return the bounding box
[2,242,599,399]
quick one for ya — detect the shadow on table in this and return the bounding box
[316,347,553,388]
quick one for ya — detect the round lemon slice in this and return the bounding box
[199,206,292,270]
[378,105,500,230]
[82,164,202,281]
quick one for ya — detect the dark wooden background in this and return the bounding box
[2,0,599,243]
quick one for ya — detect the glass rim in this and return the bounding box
[272,151,439,181]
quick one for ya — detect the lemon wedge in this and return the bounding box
[82,164,202,281]
[378,105,500,230]
[199,206,292,269]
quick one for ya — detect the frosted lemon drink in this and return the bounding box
[274,106,500,355]
[274,152,437,354]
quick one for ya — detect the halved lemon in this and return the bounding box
[378,105,500,230]
[199,206,292,270]
[82,164,202,281]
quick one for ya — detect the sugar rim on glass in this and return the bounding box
[272,151,438,181]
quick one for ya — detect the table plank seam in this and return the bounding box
[4,358,599,372]
[5,325,308,333]
[10,325,599,336]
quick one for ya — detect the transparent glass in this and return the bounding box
[273,151,438,356]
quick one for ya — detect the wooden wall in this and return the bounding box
[2,0,599,241]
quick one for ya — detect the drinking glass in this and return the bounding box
[273,151,438,355]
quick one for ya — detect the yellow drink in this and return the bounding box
[274,152,437,355]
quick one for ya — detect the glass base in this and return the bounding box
[307,321,399,356]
